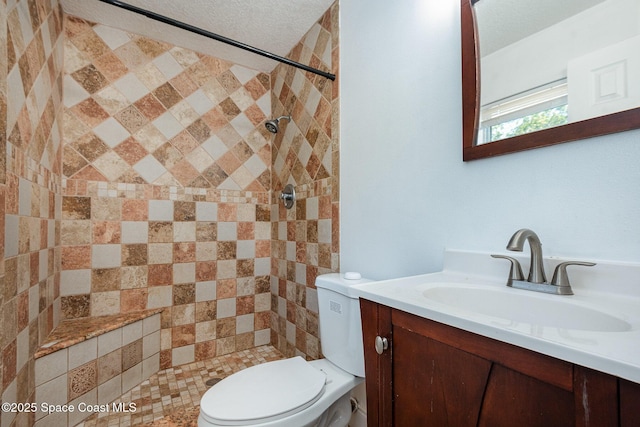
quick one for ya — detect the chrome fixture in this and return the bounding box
[279,184,295,209]
[265,115,292,134]
[492,228,595,295]
[506,228,546,283]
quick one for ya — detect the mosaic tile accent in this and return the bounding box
[1,2,64,427]
[69,360,98,400]
[34,313,161,426]
[63,16,272,191]
[269,3,340,359]
[80,345,284,427]
[60,190,273,367]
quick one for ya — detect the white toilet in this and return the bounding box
[198,273,370,427]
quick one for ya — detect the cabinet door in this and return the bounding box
[360,299,393,427]
[393,325,490,426]
[393,309,574,427]
[620,379,640,427]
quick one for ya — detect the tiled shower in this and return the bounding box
[1,0,339,425]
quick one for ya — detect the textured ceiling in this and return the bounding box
[61,0,335,72]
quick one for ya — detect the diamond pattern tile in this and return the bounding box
[63,16,271,191]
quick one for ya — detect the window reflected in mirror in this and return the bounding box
[462,0,640,160]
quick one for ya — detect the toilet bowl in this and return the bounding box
[198,273,371,427]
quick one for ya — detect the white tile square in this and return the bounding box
[255,329,270,346]
[196,201,217,221]
[186,89,215,115]
[148,200,174,221]
[230,111,256,138]
[114,73,149,103]
[29,286,40,323]
[217,298,236,319]
[236,314,254,334]
[237,240,255,259]
[230,65,257,84]
[68,337,98,370]
[34,411,67,426]
[18,177,31,216]
[142,354,160,381]
[122,321,143,345]
[98,328,122,357]
[143,314,161,336]
[35,374,67,414]
[121,221,149,243]
[93,117,131,147]
[4,215,19,258]
[244,154,268,178]
[142,331,160,359]
[217,222,237,241]
[68,389,97,426]
[63,75,90,108]
[35,348,69,387]
[201,135,228,160]
[173,262,195,284]
[171,345,195,366]
[60,269,91,296]
[93,25,131,49]
[306,197,319,220]
[318,219,332,244]
[92,244,122,268]
[39,249,49,282]
[153,111,183,139]
[196,281,216,302]
[153,52,184,80]
[122,362,142,393]
[98,374,122,405]
[134,155,168,184]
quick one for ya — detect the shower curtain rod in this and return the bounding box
[96,0,336,81]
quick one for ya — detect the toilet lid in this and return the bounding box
[200,356,327,426]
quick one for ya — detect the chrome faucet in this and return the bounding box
[492,228,595,295]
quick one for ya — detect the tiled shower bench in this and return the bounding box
[33,309,162,426]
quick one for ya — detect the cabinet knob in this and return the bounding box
[375,336,389,355]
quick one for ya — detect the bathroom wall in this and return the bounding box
[1,1,65,426]
[339,0,640,280]
[60,17,273,368]
[270,3,339,359]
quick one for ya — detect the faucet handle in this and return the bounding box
[551,261,596,288]
[491,255,525,286]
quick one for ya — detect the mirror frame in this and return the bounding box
[461,0,640,161]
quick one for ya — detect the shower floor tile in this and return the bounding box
[78,345,285,427]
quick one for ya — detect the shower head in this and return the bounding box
[265,115,291,134]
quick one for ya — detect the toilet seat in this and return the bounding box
[200,357,327,426]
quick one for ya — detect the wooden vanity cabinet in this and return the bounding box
[360,299,640,427]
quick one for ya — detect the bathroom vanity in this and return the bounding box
[360,299,640,426]
[353,250,640,427]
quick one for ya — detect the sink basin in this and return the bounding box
[422,285,632,332]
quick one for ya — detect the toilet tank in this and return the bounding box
[315,273,371,378]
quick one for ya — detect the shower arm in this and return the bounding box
[96,0,336,81]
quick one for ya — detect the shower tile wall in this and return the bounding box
[61,16,273,369]
[1,1,65,426]
[270,3,339,359]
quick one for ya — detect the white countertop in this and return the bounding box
[350,250,640,383]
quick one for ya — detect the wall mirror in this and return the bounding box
[461,0,640,161]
